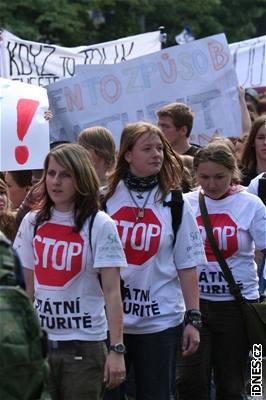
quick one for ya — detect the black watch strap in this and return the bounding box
[184,309,202,330]
[109,343,126,354]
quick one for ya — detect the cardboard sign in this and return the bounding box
[0,77,49,171]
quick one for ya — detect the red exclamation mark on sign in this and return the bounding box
[15,99,40,164]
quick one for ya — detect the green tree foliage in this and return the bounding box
[0,0,265,46]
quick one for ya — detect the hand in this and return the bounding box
[181,324,200,357]
[103,351,126,389]
[44,110,53,120]
[238,86,245,101]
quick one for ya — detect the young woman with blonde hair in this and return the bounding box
[103,121,206,400]
[78,126,116,185]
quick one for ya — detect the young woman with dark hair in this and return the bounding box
[5,170,32,210]
[241,115,266,185]
[14,143,127,400]
[0,178,17,242]
[177,143,266,400]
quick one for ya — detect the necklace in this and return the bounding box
[127,188,153,220]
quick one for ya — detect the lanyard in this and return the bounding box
[127,188,153,220]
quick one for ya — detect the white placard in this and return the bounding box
[229,35,266,88]
[47,33,241,146]
[0,29,161,86]
[0,77,49,171]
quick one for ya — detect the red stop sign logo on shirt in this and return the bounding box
[197,213,238,261]
[34,223,84,286]
[112,207,161,265]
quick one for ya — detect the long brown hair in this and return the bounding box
[35,143,100,232]
[241,115,266,170]
[104,121,183,202]
[0,178,17,242]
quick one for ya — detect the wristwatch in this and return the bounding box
[184,309,202,330]
[109,343,126,354]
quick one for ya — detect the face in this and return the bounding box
[125,132,164,177]
[46,156,77,212]
[158,116,185,147]
[5,172,29,210]
[255,123,266,162]
[196,161,233,199]
[0,188,8,215]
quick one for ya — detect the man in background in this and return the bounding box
[157,102,200,156]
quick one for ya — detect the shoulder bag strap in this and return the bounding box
[258,172,266,205]
[199,192,244,303]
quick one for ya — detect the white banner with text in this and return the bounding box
[229,35,266,88]
[47,33,241,146]
[0,29,161,86]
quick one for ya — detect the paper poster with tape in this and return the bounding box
[0,77,49,171]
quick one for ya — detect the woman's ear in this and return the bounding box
[124,150,132,164]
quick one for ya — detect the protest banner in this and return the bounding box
[0,29,161,86]
[46,33,241,146]
[229,35,266,88]
[0,77,49,171]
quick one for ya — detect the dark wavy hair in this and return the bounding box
[241,115,266,171]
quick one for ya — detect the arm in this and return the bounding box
[239,86,252,136]
[178,267,200,357]
[100,267,126,389]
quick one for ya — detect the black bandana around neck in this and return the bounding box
[123,170,158,192]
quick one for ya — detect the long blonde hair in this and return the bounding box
[78,126,116,170]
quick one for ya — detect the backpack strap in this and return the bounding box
[88,211,105,291]
[258,172,266,206]
[89,211,98,252]
[163,189,184,246]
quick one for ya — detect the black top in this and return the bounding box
[240,167,258,186]
[183,143,201,156]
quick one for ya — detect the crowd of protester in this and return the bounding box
[1,85,266,400]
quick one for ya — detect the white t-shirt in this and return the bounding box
[185,190,266,301]
[247,172,266,196]
[13,209,127,341]
[106,182,206,334]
